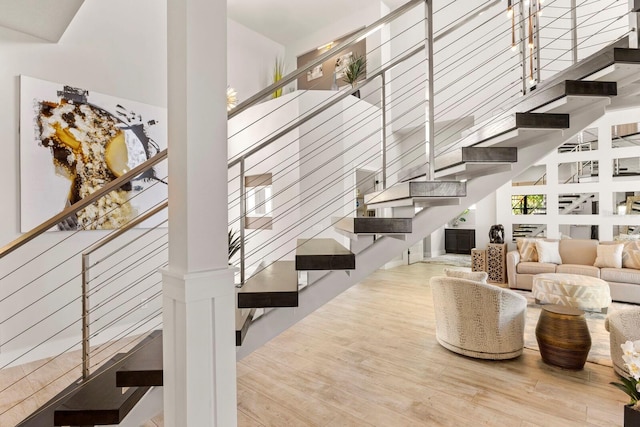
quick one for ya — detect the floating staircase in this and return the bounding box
[17,331,162,427]
[8,4,640,426]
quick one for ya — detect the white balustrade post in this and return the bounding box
[164,0,237,426]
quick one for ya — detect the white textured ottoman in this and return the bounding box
[532,273,612,312]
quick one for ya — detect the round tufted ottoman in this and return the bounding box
[532,273,612,312]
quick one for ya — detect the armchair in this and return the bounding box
[430,276,527,359]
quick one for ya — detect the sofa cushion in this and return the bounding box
[601,268,640,285]
[594,243,624,268]
[559,239,598,265]
[623,241,640,269]
[556,264,600,278]
[517,262,556,275]
[443,268,488,284]
[516,238,540,262]
[536,240,562,264]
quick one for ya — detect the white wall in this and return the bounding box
[227,19,285,102]
[0,0,168,366]
[0,2,284,365]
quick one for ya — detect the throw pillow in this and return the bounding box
[594,243,624,268]
[516,238,539,262]
[535,240,562,264]
[623,241,640,269]
[443,268,488,284]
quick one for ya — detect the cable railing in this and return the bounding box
[1,0,638,423]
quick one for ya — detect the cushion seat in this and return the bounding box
[532,272,612,311]
[556,264,600,277]
[601,268,640,285]
[517,262,556,275]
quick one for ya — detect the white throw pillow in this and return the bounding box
[443,268,488,284]
[535,240,562,264]
[594,243,624,268]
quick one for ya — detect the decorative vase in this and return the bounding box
[624,404,640,427]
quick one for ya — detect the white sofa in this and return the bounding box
[506,238,640,304]
[430,275,527,360]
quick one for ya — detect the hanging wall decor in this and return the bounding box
[19,75,168,232]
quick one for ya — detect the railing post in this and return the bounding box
[425,0,435,180]
[81,254,90,380]
[534,0,541,84]
[381,73,387,189]
[571,0,578,63]
[239,158,246,285]
[518,0,528,94]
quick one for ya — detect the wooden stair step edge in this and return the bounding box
[116,330,163,387]
[53,332,164,426]
[333,217,412,234]
[295,238,355,271]
[15,353,128,427]
[435,146,518,171]
[237,260,299,308]
[520,80,617,113]
[236,307,256,346]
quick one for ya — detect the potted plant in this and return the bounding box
[342,53,367,98]
[228,229,242,262]
[272,57,285,99]
[610,341,640,426]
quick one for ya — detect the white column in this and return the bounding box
[164,0,237,426]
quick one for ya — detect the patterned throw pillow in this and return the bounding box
[594,243,624,268]
[516,238,539,262]
[623,241,640,269]
[443,268,488,284]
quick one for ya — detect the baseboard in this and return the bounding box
[425,250,446,258]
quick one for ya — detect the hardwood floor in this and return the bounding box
[0,262,628,426]
[236,263,627,427]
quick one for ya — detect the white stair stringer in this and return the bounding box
[235,100,610,360]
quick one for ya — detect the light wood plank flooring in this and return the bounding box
[236,262,627,427]
[0,262,629,426]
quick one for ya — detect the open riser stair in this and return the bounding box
[4,1,640,425]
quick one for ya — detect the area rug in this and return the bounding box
[516,290,637,367]
[422,254,471,268]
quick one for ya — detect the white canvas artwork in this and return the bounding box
[20,75,168,232]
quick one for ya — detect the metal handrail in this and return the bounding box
[0,149,168,259]
[81,201,168,379]
[227,0,424,119]
[228,45,424,168]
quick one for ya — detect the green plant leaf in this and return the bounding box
[342,53,367,86]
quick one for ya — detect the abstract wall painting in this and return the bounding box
[20,75,168,232]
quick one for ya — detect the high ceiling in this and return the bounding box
[227,0,408,46]
[0,0,406,45]
[0,0,84,42]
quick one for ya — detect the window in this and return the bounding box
[245,173,273,229]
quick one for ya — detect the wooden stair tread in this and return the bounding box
[435,146,517,171]
[237,261,298,308]
[15,353,124,427]
[521,80,616,113]
[295,238,355,271]
[54,355,151,426]
[333,217,412,235]
[364,180,466,207]
[456,112,569,148]
[115,330,163,387]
